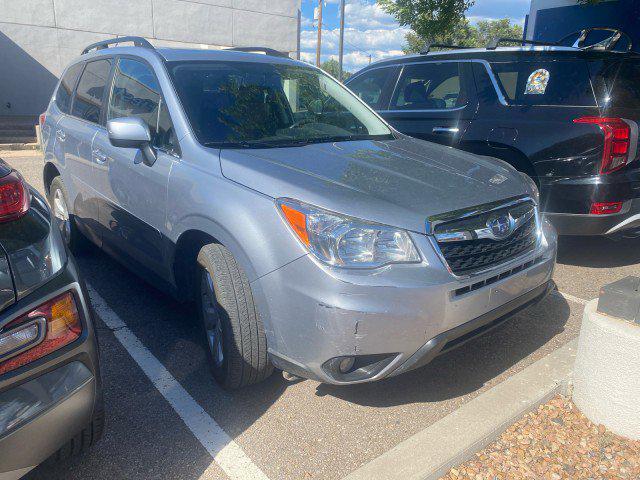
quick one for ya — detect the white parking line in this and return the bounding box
[553,290,590,306]
[87,284,270,480]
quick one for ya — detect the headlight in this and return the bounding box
[277,198,421,268]
[520,172,540,204]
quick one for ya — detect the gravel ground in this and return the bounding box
[441,395,640,480]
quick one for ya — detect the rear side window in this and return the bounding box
[348,67,395,109]
[72,59,112,123]
[107,58,178,153]
[56,63,83,114]
[391,63,466,110]
[590,60,640,110]
[491,61,596,107]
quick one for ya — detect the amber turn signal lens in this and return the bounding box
[280,203,310,245]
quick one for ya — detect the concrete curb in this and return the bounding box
[0,149,41,158]
[343,340,577,480]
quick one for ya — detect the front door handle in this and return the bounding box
[55,129,66,142]
[92,149,108,164]
[432,127,460,135]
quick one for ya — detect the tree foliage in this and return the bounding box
[404,18,524,54]
[378,0,475,41]
[320,58,352,81]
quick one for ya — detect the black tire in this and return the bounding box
[47,176,87,253]
[52,397,105,462]
[196,243,273,389]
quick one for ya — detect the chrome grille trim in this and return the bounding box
[428,197,541,278]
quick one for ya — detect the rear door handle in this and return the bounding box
[55,129,66,142]
[92,149,108,164]
[432,127,460,135]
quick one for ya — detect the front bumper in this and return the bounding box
[254,219,557,385]
[0,256,99,477]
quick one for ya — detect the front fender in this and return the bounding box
[167,164,307,283]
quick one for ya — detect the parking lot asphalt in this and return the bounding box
[6,154,639,480]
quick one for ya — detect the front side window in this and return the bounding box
[72,59,112,123]
[392,63,466,110]
[167,61,392,148]
[347,67,395,109]
[56,63,83,114]
[108,58,177,153]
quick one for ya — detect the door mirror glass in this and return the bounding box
[107,117,156,166]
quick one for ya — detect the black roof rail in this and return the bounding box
[420,43,474,54]
[82,36,154,55]
[559,28,633,52]
[225,46,290,58]
[486,37,558,50]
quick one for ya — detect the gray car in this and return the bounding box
[40,37,557,389]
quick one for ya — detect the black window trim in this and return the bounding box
[107,54,182,158]
[68,57,114,129]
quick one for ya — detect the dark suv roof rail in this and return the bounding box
[225,46,290,58]
[82,36,155,55]
[420,43,474,55]
[559,28,633,52]
[486,37,558,50]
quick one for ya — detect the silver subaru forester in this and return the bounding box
[40,37,557,389]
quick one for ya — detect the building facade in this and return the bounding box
[525,0,639,52]
[0,0,301,117]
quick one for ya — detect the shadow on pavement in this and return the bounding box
[557,235,640,268]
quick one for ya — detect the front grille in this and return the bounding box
[433,200,538,276]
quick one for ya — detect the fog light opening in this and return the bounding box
[338,356,355,373]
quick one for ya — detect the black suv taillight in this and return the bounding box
[0,171,30,223]
[0,292,82,375]
[574,116,631,174]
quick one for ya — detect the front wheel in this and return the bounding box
[196,243,273,389]
[47,177,87,253]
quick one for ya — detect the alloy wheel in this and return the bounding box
[200,270,224,367]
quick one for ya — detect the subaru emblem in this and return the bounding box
[486,214,514,239]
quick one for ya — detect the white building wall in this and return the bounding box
[0,0,301,116]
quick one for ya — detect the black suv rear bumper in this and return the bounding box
[540,169,640,236]
[0,256,100,476]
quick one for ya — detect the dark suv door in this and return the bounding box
[353,61,478,146]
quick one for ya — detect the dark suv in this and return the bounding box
[346,37,640,236]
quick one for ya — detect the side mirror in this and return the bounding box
[107,117,156,166]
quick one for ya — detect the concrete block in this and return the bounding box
[232,9,297,51]
[268,0,301,18]
[182,0,231,6]
[573,300,640,440]
[153,0,233,45]
[233,0,266,13]
[53,0,154,37]
[0,0,56,27]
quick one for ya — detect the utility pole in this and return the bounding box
[338,0,345,81]
[368,54,372,64]
[315,0,323,67]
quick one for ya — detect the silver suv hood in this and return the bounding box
[219,137,531,233]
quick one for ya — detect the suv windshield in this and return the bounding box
[167,61,393,148]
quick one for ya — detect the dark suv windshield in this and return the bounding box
[167,61,393,148]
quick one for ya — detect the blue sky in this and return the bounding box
[299,0,531,72]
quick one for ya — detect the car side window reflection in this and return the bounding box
[392,63,465,110]
[72,60,112,123]
[108,58,179,155]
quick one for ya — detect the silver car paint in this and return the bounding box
[42,46,557,384]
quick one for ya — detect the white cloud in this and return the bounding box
[343,1,397,29]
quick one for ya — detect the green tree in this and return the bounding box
[320,58,352,81]
[403,18,524,54]
[379,0,475,41]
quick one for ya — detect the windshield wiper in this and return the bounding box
[203,139,311,149]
